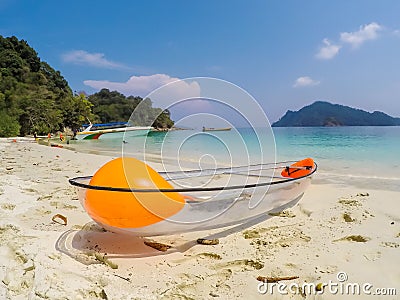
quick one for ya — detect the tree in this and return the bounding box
[60,93,94,131]
[0,35,94,136]
[0,91,20,136]
[17,88,63,135]
[0,111,20,137]
[152,109,174,128]
[0,35,175,137]
[88,89,174,128]
[89,90,175,128]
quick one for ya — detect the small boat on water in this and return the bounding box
[202,126,232,132]
[76,122,153,140]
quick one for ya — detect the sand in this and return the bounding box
[0,138,399,299]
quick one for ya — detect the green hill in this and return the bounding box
[0,35,94,136]
[88,88,174,129]
[0,35,174,137]
[272,101,400,127]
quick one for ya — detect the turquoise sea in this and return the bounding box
[68,126,400,191]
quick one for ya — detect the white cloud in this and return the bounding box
[316,38,341,60]
[315,22,383,60]
[84,74,201,101]
[340,22,382,48]
[62,50,129,69]
[293,76,320,88]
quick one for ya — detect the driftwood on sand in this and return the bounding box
[144,241,172,252]
[196,238,219,245]
[256,275,299,283]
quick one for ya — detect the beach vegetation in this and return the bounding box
[0,35,91,136]
[338,198,361,207]
[88,88,174,128]
[0,110,20,136]
[268,210,296,217]
[335,235,370,242]
[197,252,222,260]
[243,229,260,239]
[94,252,118,269]
[0,35,174,137]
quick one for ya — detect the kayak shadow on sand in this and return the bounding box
[55,196,302,263]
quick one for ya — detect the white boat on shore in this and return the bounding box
[76,122,153,140]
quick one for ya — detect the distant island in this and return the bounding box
[272,101,400,127]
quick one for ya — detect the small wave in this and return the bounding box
[317,171,400,181]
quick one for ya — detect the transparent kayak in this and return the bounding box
[69,157,317,236]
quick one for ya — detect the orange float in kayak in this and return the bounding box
[69,157,317,236]
[281,158,314,178]
[85,157,185,228]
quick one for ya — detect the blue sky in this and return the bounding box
[1,0,400,123]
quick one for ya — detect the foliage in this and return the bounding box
[89,89,174,128]
[60,93,95,131]
[0,35,174,137]
[272,101,400,127]
[0,110,20,137]
[0,35,95,136]
[17,87,63,135]
[151,108,174,128]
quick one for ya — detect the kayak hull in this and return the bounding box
[70,159,316,236]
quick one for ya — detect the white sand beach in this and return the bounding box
[0,138,399,299]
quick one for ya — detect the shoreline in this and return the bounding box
[0,139,399,299]
[38,135,400,193]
